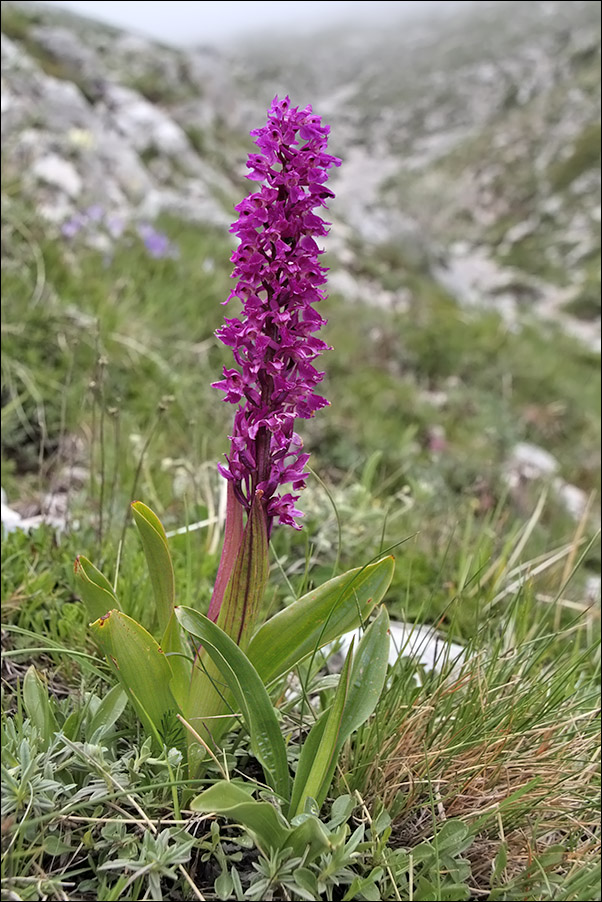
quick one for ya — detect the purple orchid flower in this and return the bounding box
[213,95,340,536]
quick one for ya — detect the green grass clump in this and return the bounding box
[126,71,198,106]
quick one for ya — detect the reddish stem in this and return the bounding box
[207,480,244,622]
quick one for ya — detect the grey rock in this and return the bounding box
[32,154,82,197]
[101,84,191,157]
[507,442,560,481]
[37,75,93,132]
[29,24,100,76]
[553,479,589,521]
[585,575,601,603]
[331,621,465,675]
[506,445,595,522]
[1,487,65,534]
[139,182,231,228]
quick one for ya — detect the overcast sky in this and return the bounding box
[39,1,465,45]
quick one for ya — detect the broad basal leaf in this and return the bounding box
[90,610,182,751]
[247,556,394,684]
[176,607,290,801]
[160,610,192,710]
[289,607,390,816]
[74,555,120,623]
[131,501,175,634]
[190,782,332,860]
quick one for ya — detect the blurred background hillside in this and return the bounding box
[1,0,600,624]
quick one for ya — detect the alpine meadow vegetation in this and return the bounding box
[2,87,600,902]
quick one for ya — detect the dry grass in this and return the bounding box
[340,613,601,897]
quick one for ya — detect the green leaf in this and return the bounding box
[287,814,338,862]
[44,835,73,855]
[22,666,58,750]
[214,870,233,901]
[190,781,332,860]
[175,607,290,800]
[339,606,390,739]
[328,794,356,829]
[491,842,508,885]
[417,881,471,902]
[86,685,128,742]
[74,555,120,623]
[292,867,319,899]
[190,782,290,854]
[289,608,390,817]
[131,501,175,634]
[160,611,192,710]
[289,646,353,817]
[342,868,384,902]
[371,809,392,836]
[62,710,81,741]
[247,556,395,685]
[414,877,437,901]
[90,610,182,750]
[435,819,472,855]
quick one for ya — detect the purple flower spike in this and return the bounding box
[213,96,340,533]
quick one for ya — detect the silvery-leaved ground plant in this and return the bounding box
[74,97,395,830]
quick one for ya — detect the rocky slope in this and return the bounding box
[1,0,600,350]
[235,0,601,348]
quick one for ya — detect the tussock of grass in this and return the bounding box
[342,601,600,897]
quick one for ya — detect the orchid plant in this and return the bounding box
[75,97,395,838]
